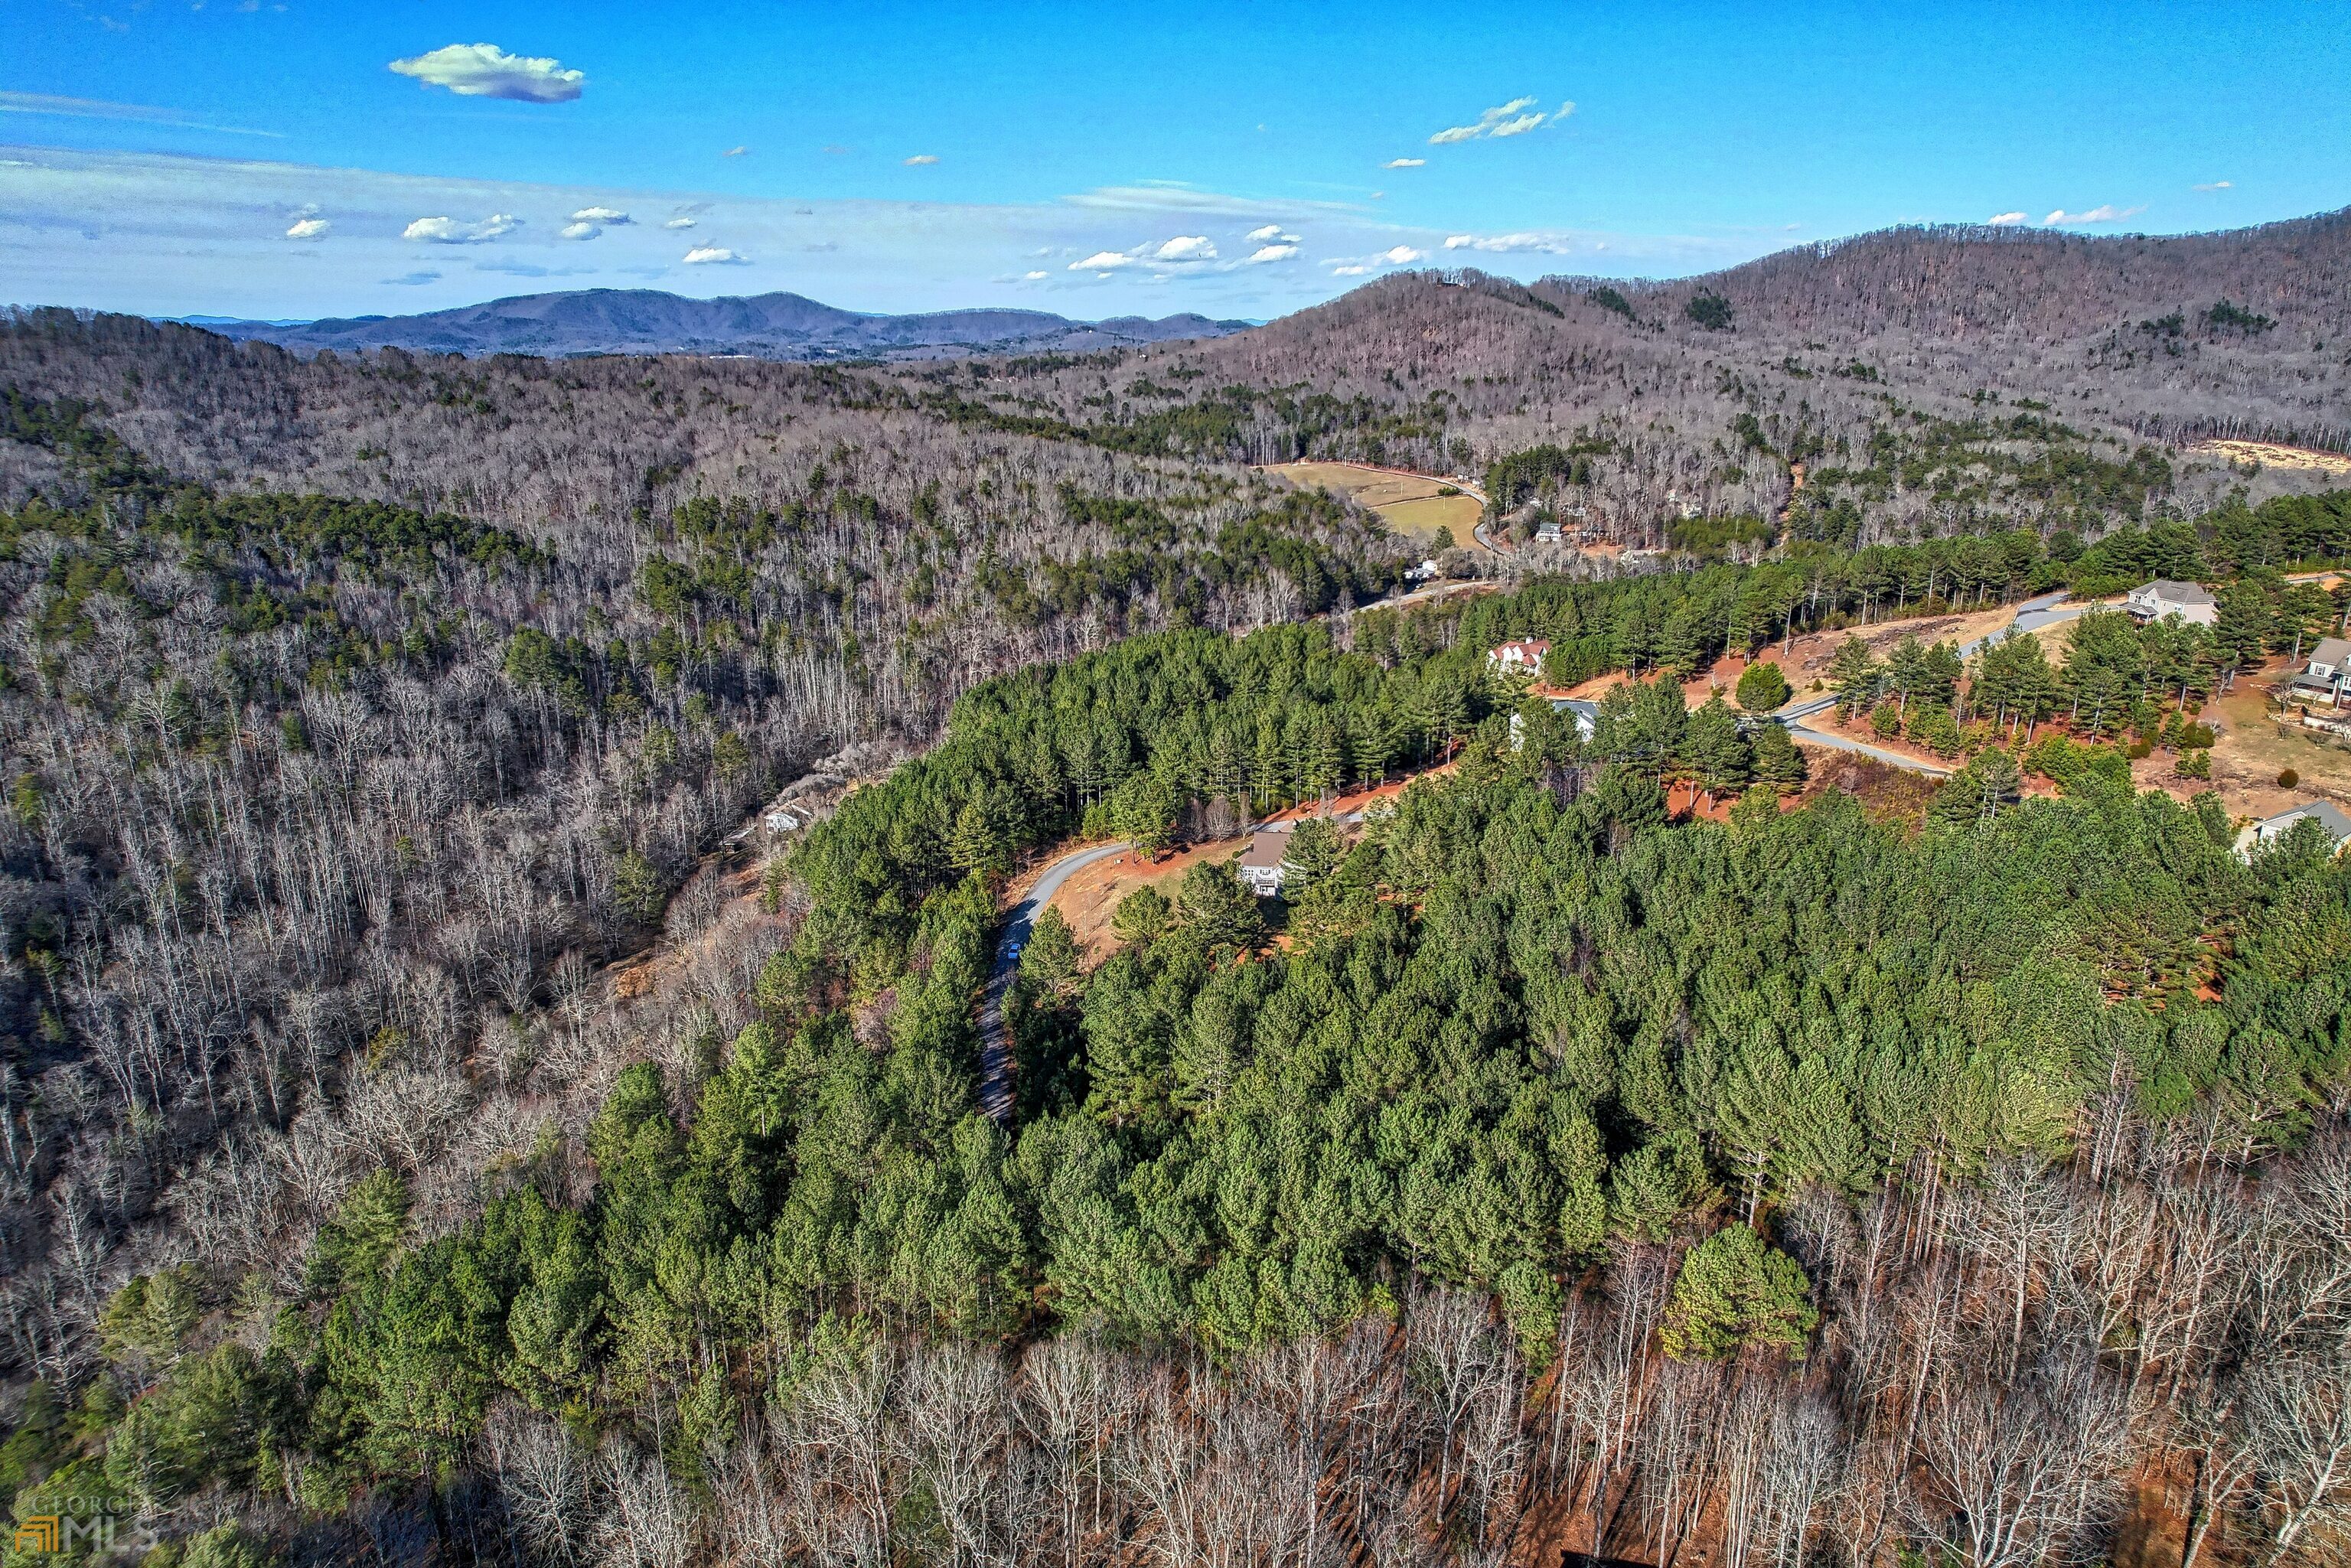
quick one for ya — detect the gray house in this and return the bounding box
[2237,799,2351,858]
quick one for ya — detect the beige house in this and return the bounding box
[2124,579,2219,628]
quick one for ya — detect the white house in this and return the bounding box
[1534,520,1564,545]
[1486,638,1552,678]
[2124,579,2219,628]
[1237,824,1293,896]
[2236,800,2351,858]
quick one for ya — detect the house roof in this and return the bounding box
[1239,825,1292,869]
[2312,637,2351,667]
[1550,697,1600,737]
[2141,579,2216,605]
[2261,800,2351,840]
[1490,637,1551,660]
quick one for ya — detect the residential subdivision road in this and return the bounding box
[980,839,1127,1121]
[980,801,1385,1120]
[1774,592,2086,775]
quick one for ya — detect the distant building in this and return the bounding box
[1404,558,1443,582]
[2289,635,2351,705]
[1487,638,1552,678]
[1534,520,1564,545]
[765,809,803,833]
[1237,823,1293,896]
[2237,800,2351,858]
[2124,579,2219,628]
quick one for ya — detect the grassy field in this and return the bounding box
[1264,461,1486,550]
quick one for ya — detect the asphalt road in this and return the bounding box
[1773,592,2084,777]
[979,839,1128,1122]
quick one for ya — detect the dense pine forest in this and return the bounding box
[2,236,2351,1567]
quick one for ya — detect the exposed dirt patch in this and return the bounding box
[2191,437,2351,476]
[1051,839,1243,963]
[2201,667,2351,820]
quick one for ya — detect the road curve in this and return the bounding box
[980,839,1129,1122]
[1769,592,2089,778]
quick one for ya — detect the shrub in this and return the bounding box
[2278,768,2300,788]
[1733,660,1792,713]
[2126,738,2154,760]
[2179,749,2212,779]
[1870,700,1903,739]
[1661,1225,1817,1361]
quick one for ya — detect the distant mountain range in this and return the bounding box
[174,288,1251,361]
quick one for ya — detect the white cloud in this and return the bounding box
[1379,245,1425,265]
[0,143,1775,324]
[1442,232,1570,253]
[1245,223,1283,241]
[1332,264,1370,275]
[1429,96,1557,145]
[2194,180,2232,192]
[383,269,440,286]
[403,213,520,243]
[682,245,748,265]
[904,154,940,166]
[0,90,279,138]
[1245,243,1300,264]
[1071,250,1135,272]
[1987,211,2029,226]
[1154,235,1217,260]
[283,216,329,240]
[1023,270,1048,279]
[388,43,585,104]
[721,145,750,158]
[571,205,630,224]
[1064,182,1357,218]
[2043,204,2143,225]
[1383,158,1426,169]
[664,217,698,230]
[559,221,599,241]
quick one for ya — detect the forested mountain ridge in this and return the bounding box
[930,211,2351,541]
[185,288,1250,361]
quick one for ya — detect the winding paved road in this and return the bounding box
[1772,592,2089,777]
[980,839,1128,1121]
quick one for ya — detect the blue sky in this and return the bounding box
[3,0,2347,321]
